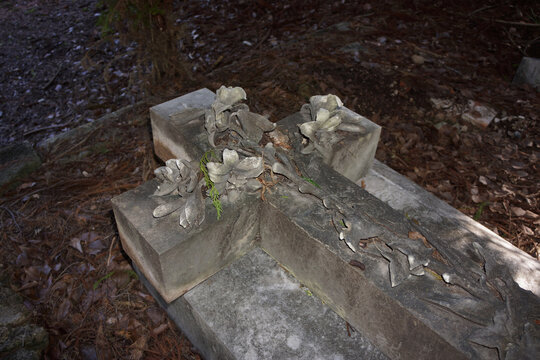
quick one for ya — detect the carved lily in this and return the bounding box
[205,86,275,146]
[153,159,198,197]
[205,86,247,146]
[152,159,205,229]
[298,94,367,157]
[206,149,263,195]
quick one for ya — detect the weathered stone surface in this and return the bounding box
[37,102,145,154]
[135,247,388,360]
[260,175,468,359]
[363,160,540,297]
[150,88,215,162]
[258,141,539,359]
[0,277,48,360]
[0,325,48,359]
[512,57,540,90]
[297,102,381,182]
[0,287,30,328]
[115,89,540,360]
[112,180,259,302]
[0,143,41,194]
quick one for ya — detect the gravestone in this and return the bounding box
[112,87,540,360]
[512,57,540,91]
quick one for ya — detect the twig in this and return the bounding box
[484,18,540,27]
[107,235,116,267]
[404,40,443,58]
[468,5,497,17]
[0,206,22,233]
[43,65,62,90]
[24,122,71,137]
[46,127,100,164]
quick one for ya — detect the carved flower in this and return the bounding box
[205,86,275,146]
[206,149,263,198]
[298,94,367,158]
[152,159,205,229]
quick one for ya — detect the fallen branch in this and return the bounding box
[485,18,540,27]
[24,122,71,137]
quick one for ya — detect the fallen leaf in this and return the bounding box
[129,334,148,360]
[146,306,164,324]
[152,323,168,336]
[511,207,526,217]
[70,237,83,253]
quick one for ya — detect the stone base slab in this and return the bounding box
[135,247,388,360]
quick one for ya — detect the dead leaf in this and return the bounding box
[478,176,488,185]
[511,206,526,217]
[129,334,148,360]
[408,230,430,247]
[152,323,168,336]
[522,225,534,236]
[70,237,83,253]
[115,329,132,340]
[56,298,72,322]
[146,306,164,324]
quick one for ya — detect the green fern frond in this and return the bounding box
[200,150,223,220]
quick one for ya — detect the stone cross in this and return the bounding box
[112,87,539,360]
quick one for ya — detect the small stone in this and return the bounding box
[461,100,496,128]
[512,57,540,91]
[411,55,425,65]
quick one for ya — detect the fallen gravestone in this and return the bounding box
[512,57,540,91]
[0,271,49,360]
[0,143,41,195]
[113,87,540,360]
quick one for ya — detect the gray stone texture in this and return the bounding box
[363,160,540,298]
[0,275,48,360]
[315,107,381,182]
[113,89,540,360]
[135,247,388,360]
[0,142,41,194]
[150,88,215,162]
[512,57,540,90]
[112,180,259,302]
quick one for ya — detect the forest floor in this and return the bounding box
[1,0,538,358]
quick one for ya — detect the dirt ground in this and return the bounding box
[0,0,538,358]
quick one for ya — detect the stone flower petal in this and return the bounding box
[245,178,262,192]
[234,157,263,178]
[222,149,240,168]
[155,166,176,182]
[179,191,205,229]
[165,159,181,170]
[207,149,239,183]
[315,108,331,123]
[309,94,343,112]
[154,181,178,197]
[298,121,319,139]
[206,164,229,184]
[216,86,247,106]
[228,175,247,187]
[153,197,187,218]
[320,115,342,131]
